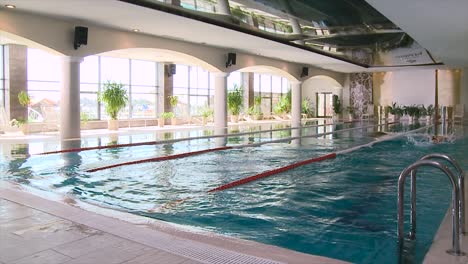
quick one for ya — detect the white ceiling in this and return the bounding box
[3,0,466,72]
[365,0,468,68]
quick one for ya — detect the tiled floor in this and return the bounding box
[0,199,201,264]
[0,183,348,264]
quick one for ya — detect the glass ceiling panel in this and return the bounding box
[119,0,442,68]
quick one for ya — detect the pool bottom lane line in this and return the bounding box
[87,146,233,173]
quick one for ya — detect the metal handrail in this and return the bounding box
[397,160,464,256]
[420,153,465,234]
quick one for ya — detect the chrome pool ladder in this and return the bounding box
[397,154,466,256]
[419,154,465,235]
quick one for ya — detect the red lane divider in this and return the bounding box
[207,152,337,193]
[87,146,232,173]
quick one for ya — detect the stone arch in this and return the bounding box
[233,65,299,82]
[93,48,221,72]
[0,30,64,56]
[302,75,344,117]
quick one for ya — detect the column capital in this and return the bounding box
[61,56,84,63]
[211,72,230,78]
[290,80,302,86]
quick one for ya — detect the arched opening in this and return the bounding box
[231,65,298,120]
[302,75,343,118]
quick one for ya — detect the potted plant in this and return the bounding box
[346,106,355,121]
[273,90,291,118]
[99,81,128,130]
[404,105,421,124]
[426,104,435,123]
[302,98,312,118]
[251,96,263,120]
[168,95,178,125]
[227,85,243,123]
[159,112,174,127]
[17,91,30,134]
[80,112,90,129]
[332,94,342,122]
[200,106,214,125]
[388,102,404,122]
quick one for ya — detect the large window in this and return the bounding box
[26,49,160,122]
[27,48,61,122]
[254,73,289,114]
[0,45,4,108]
[80,56,159,120]
[173,64,213,116]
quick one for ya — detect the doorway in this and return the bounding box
[316,92,333,117]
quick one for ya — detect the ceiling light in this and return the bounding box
[5,4,16,9]
[132,29,140,32]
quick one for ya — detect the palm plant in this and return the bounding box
[227,85,244,116]
[274,89,291,114]
[99,81,128,120]
[332,95,342,114]
[18,91,31,107]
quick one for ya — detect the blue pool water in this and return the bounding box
[1,122,466,263]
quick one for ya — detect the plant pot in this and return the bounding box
[348,114,353,121]
[202,117,207,125]
[108,120,119,130]
[253,114,263,120]
[332,115,339,123]
[426,116,432,124]
[230,115,239,123]
[20,124,29,134]
[171,118,177,126]
[158,118,165,127]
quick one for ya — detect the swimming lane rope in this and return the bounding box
[86,122,391,172]
[37,121,343,155]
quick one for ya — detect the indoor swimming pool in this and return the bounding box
[1,122,465,264]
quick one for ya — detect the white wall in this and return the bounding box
[374,69,464,108]
[391,70,435,105]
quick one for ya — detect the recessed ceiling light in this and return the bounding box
[132,29,140,32]
[5,4,16,9]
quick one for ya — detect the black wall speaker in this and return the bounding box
[226,52,237,68]
[167,64,177,77]
[300,67,309,78]
[74,26,88,50]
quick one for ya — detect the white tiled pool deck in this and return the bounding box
[0,181,348,264]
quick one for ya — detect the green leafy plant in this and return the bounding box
[18,91,31,107]
[254,95,262,107]
[227,85,244,115]
[161,112,175,119]
[302,98,312,116]
[169,95,178,108]
[99,81,128,120]
[426,104,435,116]
[274,90,291,114]
[388,102,404,116]
[80,112,90,123]
[404,105,422,119]
[200,107,214,118]
[332,95,342,114]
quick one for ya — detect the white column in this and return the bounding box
[213,72,229,146]
[60,56,83,140]
[216,0,231,16]
[461,68,468,116]
[291,81,302,145]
